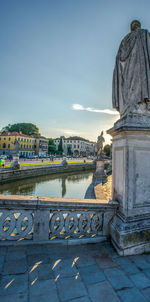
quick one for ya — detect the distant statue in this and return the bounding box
[11,138,20,170]
[95,131,105,159]
[112,20,150,116]
[14,138,19,155]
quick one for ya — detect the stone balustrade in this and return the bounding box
[0,195,118,245]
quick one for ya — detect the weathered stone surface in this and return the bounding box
[142,287,150,301]
[52,259,78,278]
[29,263,54,282]
[88,281,120,302]
[2,294,28,302]
[108,125,150,255]
[78,264,105,284]
[2,259,27,275]
[56,276,87,301]
[129,272,150,289]
[0,274,28,296]
[29,279,58,300]
[104,268,133,290]
[114,257,139,274]
[94,252,117,269]
[117,288,147,302]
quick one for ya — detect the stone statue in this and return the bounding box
[95,131,105,159]
[14,138,19,155]
[11,138,20,170]
[112,20,150,117]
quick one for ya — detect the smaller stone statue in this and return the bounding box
[95,131,105,159]
[14,138,19,155]
[11,138,20,170]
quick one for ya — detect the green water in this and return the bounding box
[0,171,94,198]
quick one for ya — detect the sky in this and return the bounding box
[0,0,150,144]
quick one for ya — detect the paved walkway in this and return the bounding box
[1,241,150,301]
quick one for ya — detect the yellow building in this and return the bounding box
[0,132,36,158]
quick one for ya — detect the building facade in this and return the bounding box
[54,136,95,157]
[32,135,49,157]
[0,132,36,158]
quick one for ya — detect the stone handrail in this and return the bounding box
[0,195,118,245]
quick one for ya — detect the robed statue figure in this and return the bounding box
[112,20,150,116]
[95,131,105,159]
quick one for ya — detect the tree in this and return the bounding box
[1,123,40,135]
[58,138,63,154]
[48,138,56,154]
[103,144,111,157]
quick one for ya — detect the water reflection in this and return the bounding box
[0,171,94,198]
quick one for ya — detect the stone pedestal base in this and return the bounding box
[92,160,106,185]
[110,213,150,255]
[108,114,150,255]
[11,156,20,170]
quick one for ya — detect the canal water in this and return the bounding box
[0,171,94,199]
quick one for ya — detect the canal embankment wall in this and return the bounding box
[0,163,95,184]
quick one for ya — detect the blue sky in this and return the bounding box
[0,0,150,143]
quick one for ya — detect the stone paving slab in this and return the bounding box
[104,267,133,290]
[88,281,120,302]
[0,274,28,296]
[2,259,27,275]
[56,276,87,301]
[78,264,105,285]
[52,259,78,279]
[129,272,150,289]
[1,294,28,302]
[1,241,150,302]
[117,288,148,302]
[114,256,140,274]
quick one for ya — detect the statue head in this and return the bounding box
[130,20,141,32]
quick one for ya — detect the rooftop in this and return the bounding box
[1,241,150,301]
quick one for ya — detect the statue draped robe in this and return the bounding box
[112,28,150,116]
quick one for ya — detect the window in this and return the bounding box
[27,139,29,142]
[70,141,72,143]
[24,145,26,149]
[27,145,28,149]
[18,138,20,141]
[8,144,10,148]
[74,145,76,148]
[30,139,31,142]
[32,146,34,149]
[21,144,23,148]
[4,138,6,140]
[8,137,11,141]
[21,138,23,141]
[24,139,26,142]
[29,145,31,149]
[0,138,1,140]
[78,145,79,148]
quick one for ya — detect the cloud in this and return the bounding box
[72,104,119,115]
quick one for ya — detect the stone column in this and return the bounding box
[108,114,150,255]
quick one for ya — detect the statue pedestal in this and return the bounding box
[92,160,107,185]
[108,115,150,255]
[11,155,20,170]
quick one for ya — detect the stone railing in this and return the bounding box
[0,195,118,245]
